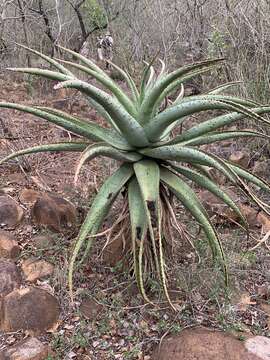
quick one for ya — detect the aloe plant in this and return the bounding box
[1,44,270,309]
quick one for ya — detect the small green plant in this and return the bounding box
[1,44,270,309]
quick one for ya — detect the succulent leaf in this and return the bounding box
[68,163,134,300]
[0,142,88,166]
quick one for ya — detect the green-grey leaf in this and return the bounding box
[0,142,88,165]
[55,79,149,147]
[160,166,228,282]
[139,58,224,124]
[163,106,270,146]
[68,163,134,299]
[170,164,247,227]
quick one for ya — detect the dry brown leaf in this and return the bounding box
[237,293,256,311]
[257,212,270,233]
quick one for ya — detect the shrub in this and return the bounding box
[1,44,270,309]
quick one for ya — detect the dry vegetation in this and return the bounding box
[0,1,270,359]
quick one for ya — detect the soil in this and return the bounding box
[0,79,270,359]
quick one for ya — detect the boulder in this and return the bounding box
[31,193,77,232]
[257,212,270,233]
[229,151,250,168]
[79,298,103,320]
[152,328,264,360]
[0,287,60,334]
[252,160,270,178]
[0,196,24,227]
[0,231,20,259]
[0,259,22,297]
[32,235,55,249]
[22,258,54,282]
[199,189,259,227]
[0,337,51,360]
[245,336,270,360]
[19,189,41,205]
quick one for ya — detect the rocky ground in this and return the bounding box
[0,79,270,359]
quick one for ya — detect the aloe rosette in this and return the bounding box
[1,44,270,309]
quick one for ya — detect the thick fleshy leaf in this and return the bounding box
[7,67,72,82]
[57,45,109,78]
[134,160,161,279]
[139,57,158,104]
[37,106,131,150]
[140,146,238,183]
[107,60,140,103]
[68,163,134,300]
[153,66,216,117]
[170,164,247,227]
[54,79,149,147]
[225,161,270,194]
[208,81,243,94]
[146,100,270,142]
[0,102,130,150]
[180,94,259,107]
[74,143,142,184]
[160,166,228,281]
[58,59,137,117]
[178,130,270,147]
[84,97,121,133]
[163,106,270,146]
[138,58,224,124]
[133,160,175,308]
[0,142,88,165]
[128,178,152,304]
[17,43,74,76]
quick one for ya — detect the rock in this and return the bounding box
[229,151,250,168]
[203,166,227,185]
[19,189,41,205]
[80,298,103,320]
[7,173,25,185]
[0,231,20,259]
[0,259,22,297]
[199,189,259,227]
[245,336,270,360]
[257,212,270,233]
[252,160,270,178]
[33,235,55,249]
[239,204,259,228]
[22,258,54,282]
[0,337,51,360]
[0,287,60,334]
[199,189,240,222]
[152,328,262,360]
[31,193,77,232]
[0,196,24,227]
[103,234,131,267]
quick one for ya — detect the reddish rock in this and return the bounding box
[0,259,22,297]
[0,196,24,227]
[80,298,103,320]
[229,151,250,168]
[31,193,77,232]
[0,231,20,259]
[257,212,270,233]
[33,235,55,249]
[240,205,259,228]
[7,173,25,184]
[199,189,259,227]
[152,328,261,360]
[19,189,41,205]
[0,287,60,334]
[0,337,51,360]
[22,258,54,282]
[252,160,270,178]
[245,336,270,360]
